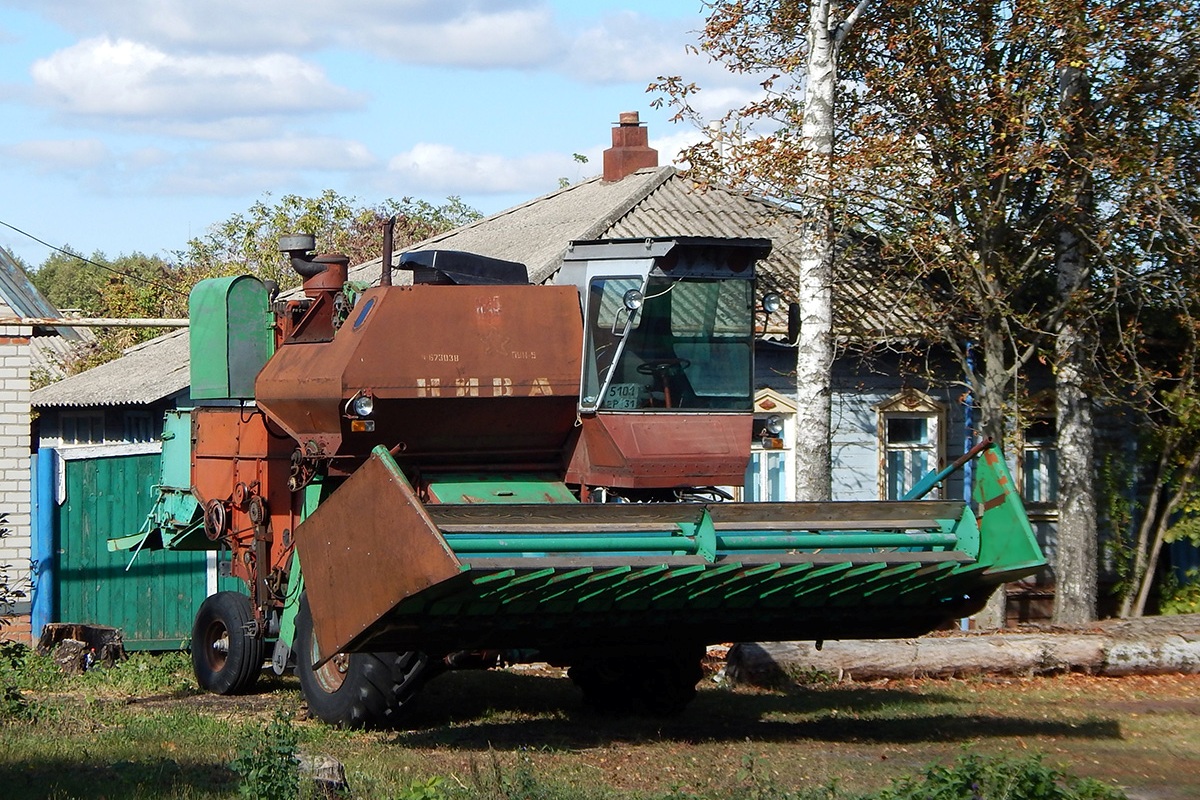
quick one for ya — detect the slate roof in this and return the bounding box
[31,329,190,408]
[32,165,920,408]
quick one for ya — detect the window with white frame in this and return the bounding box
[743,389,795,502]
[877,391,945,500]
[1021,416,1058,504]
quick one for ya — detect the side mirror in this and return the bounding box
[787,302,801,345]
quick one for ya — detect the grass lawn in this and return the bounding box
[2,648,1196,799]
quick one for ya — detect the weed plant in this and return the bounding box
[230,711,299,800]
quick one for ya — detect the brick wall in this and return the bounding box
[0,613,32,645]
[0,325,32,643]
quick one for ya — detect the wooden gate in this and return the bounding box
[52,448,215,650]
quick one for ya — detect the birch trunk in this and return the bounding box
[793,0,837,502]
[1052,37,1098,626]
[1054,284,1098,624]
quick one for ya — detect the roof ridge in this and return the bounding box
[123,327,188,355]
[575,165,679,243]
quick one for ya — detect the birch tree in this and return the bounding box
[655,0,870,502]
[657,0,1200,620]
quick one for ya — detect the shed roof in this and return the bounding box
[31,329,190,408]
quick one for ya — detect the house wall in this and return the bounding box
[756,344,971,502]
[0,323,32,643]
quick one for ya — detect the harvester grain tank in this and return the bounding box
[122,232,1046,727]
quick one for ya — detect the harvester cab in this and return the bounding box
[119,232,1045,729]
[560,237,771,498]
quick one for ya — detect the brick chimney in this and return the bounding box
[602,111,658,182]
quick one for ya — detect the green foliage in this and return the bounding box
[1156,568,1200,615]
[77,650,195,694]
[230,711,300,800]
[0,512,18,621]
[397,775,447,800]
[868,753,1125,800]
[455,752,1123,800]
[0,641,60,693]
[179,189,480,288]
[29,190,480,379]
[1098,451,1139,602]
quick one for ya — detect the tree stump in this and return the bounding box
[36,623,125,672]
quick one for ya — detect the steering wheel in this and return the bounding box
[636,358,691,377]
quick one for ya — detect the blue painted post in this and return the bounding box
[30,447,55,640]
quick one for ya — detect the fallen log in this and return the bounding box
[725,613,1200,686]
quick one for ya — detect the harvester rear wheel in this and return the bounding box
[637,647,704,716]
[294,594,430,728]
[191,591,264,695]
[569,646,704,716]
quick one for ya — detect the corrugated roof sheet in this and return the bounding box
[348,167,677,287]
[31,329,190,408]
[602,175,926,339]
[0,245,84,341]
[35,166,924,406]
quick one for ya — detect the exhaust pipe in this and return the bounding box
[381,215,395,287]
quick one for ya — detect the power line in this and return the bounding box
[0,217,187,297]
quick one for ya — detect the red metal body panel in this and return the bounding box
[254,283,583,467]
[191,407,300,617]
[565,412,752,488]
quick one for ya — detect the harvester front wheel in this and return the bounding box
[191,591,264,695]
[294,594,429,728]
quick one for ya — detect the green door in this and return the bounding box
[54,451,214,650]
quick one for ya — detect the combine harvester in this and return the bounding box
[119,232,1045,727]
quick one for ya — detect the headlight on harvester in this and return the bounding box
[351,394,375,417]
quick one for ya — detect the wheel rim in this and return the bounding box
[201,619,230,673]
[310,638,349,694]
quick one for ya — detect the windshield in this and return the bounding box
[580,276,753,412]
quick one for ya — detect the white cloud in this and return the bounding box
[30,37,362,121]
[19,1,566,69]
[207,137,379,171]
[650,128,706,166]
[4,138,110,170]
[386,141,573,194]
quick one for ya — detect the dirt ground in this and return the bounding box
[115,664,1200,800]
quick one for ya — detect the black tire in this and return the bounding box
[191,591,264,695]
[293,593,430,728]
[569,646,704,716]
[637,647,704,716]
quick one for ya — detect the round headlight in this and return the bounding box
[351,394,375,417]
[623,288,645,311]
[764,414,784,435]
[762,292,783,314]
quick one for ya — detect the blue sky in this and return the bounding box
[0,1,766,269]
